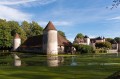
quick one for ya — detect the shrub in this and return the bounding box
[73,44,94,54]
[95,42,111,49]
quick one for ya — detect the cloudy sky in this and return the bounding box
[0,0,120,42]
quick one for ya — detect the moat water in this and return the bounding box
[13,54,120,67]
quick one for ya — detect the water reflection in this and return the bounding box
[47,56,64,67]
[47,56,58,67]
[14,54,21,67]
[70,56,77,66]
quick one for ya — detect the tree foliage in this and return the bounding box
[106,38,113,43]
[7,21,26,42]
[111,0,120,9]
[30,21,43,36]
[0,19,11,47]
[73,44,94,54]
[114,37,120,43]
[76,33,84,38]
[21,21,31,37]
[0,19,43,48]
[95,42,112,49]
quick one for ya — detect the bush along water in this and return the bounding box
[73,44,94,54]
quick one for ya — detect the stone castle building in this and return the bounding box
[73,36,105,45]
[13,21,72,54]
[73,35,120,52]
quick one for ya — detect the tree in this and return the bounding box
[76,33,84,38]
[7,21,26,42]
[104,41,112,49]
[111,0,120,9]
[95,42,112,49]
[73,44,94,54]
[0,19,11,47]
[114,37,120,43]
[30,21,43,36]
[21,21,31,37]
[58,30,66,38]
[106,38,113,43]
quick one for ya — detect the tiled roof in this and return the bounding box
[57,33,72,46]
[84,35,89,38]
[96,37,103,40]
[20,33,71,48]
[21,35,43,47]
[44,21,56,31]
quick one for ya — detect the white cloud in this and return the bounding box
[38,21,72,27]
[108,16,120,20]
[0,5,32,21]
[0,0,57,6]
[53,21,71,26]
[0,0,35,5]
[0,0,57,21]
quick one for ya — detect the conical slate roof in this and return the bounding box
[14,33,20,39]
[84,35,89,38]
[96,37,103,40]
[44,21,56,31]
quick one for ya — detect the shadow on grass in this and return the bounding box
[8,73,57,79]
[105,71,120,79]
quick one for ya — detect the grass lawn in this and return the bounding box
[0,53,120,79]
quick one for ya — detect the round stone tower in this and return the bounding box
[13,33,21,51]
[84,35,90,45]
[43,21,58,55]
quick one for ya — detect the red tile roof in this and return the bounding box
[57,33,72,46]
[21,35,43,47]
[20,33,71,48]
[44,21,56,31]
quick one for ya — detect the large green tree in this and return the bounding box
[106,38,113,43]
[30,21,43,36]
[0,19,11,47]
[114,37,120,43]
[75,33,84,38]
[111,0,120,9]
[7,21,26,42]
[95,42,112,49]
[21,21,31,37]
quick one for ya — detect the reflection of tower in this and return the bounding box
[13,33,21,51]
[43,21,58,55]
[47,56,58,67]
[14,54,21,66]
[84,35,90,45]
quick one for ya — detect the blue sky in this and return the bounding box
[0,0,120,42]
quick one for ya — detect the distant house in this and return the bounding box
[13,21,72,54]
[73,35,120,53]
[73,36,105,46]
